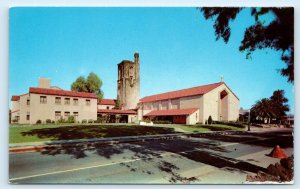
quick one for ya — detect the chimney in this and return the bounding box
[134,51,139,64]
[38,77,51,88]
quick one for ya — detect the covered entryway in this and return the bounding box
[219,90,229,121]
[97,109,137,123]
[144,108,198,124]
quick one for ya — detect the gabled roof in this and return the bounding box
[29,87,98,99]
[145,108,198,116]
[98,99,116,105]
[11,96,20,101]
[97,109,137,115]
[140,82,224,103]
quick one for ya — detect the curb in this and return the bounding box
[9,130,246,153]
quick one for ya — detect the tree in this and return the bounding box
[270,90,289,123]
[208,115,213,125]
[71,72,104,100]
[252,98,274,124]
[71,76,88,92]
[251,90,289,124]
[86,72,104,99]
[114,97,121,109]
[200,7,294,83]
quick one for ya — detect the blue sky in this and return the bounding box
[9,7,294,113]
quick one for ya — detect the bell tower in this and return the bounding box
[117,52,140,110]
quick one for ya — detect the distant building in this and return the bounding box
[11,78,97,124]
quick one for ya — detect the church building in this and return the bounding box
[11,52,239,125]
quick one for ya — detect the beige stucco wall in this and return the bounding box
[29,93,97,124]
[19,94,31,124]
[203,84,239,123]
[186,110,200,125]
[98,104,114,110]
[128,115,138,123]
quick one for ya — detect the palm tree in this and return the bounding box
[252,98,274,124]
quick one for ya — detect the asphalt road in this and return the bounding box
[9,130,294,184]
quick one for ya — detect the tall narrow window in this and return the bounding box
[40,96,47,104]
[86,99,91,106]
[65,98,70,105]
[26,115,30,121]
[55,97,61,104]
[27,99,30,105]
[64,112,70,118]
[73,98,78,105]
[55,111,61,120]
[73,112,79,121]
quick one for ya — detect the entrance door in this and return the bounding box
[173,116,186,124]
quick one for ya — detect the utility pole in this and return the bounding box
[247,108,251,131]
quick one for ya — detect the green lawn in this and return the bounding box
[154,124,245,133]
[9,123,245,144]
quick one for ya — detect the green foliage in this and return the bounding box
[251,90,289,124]
[200,7,294,83]
[82,119,87,124]
[9,109,11,124]
[114,97,121,109]
[213,121,245,128]
[46,119,52,124]
[57,117,66,124]
[88,119,94,123]
[36,120,42,124]
[67,116,75,123]
[208,116,213,125]
[95,116,106,123]
[153,120,172,124]
[71,76,88,92]
[71,72,104,100]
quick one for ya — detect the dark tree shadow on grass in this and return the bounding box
[21,125,177,141]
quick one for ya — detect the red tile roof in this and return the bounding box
[29,87,98,99]
[97,109,137,115]
[145,108,198,116]
[11,96,20,101]
[99,99,116,105]
[140,82,224,103]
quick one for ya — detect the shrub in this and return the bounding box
[36,119,42,124]
[88,119,94,123]
[57,117,65,124]
[46,119,52,124]
[208,116,213,125]
[51,120,55,124]
[82,119,87,124]
[95,116,106,123]
[153,120,172,124]
[142,118,151,123]
[214,121,246,128]
[67,116,75,123]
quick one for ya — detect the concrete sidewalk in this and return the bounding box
[9,132,196,152]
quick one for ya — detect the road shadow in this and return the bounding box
[37,136,273,183]
[193,130,293,148]
[23,128,293,183]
